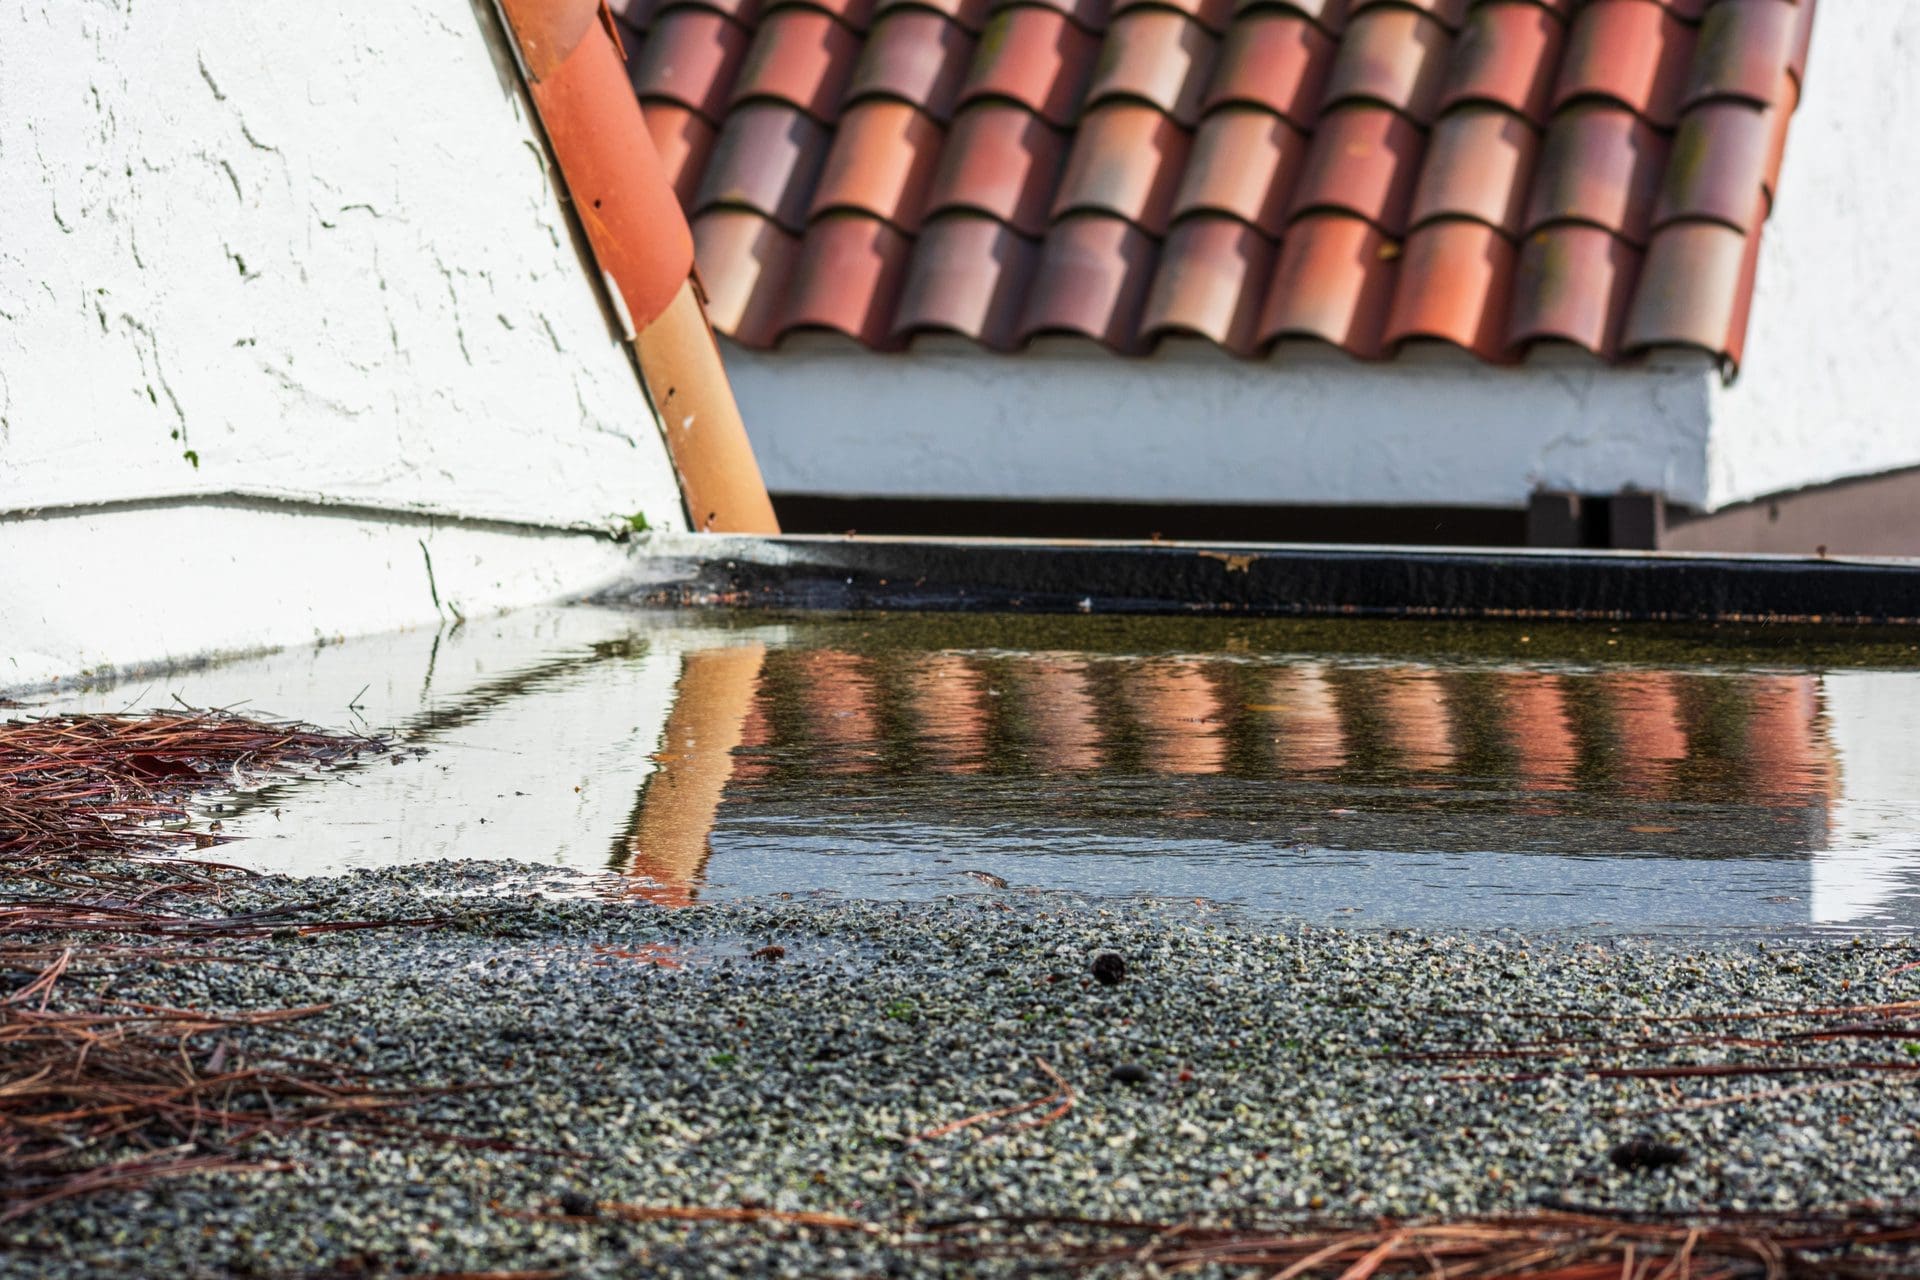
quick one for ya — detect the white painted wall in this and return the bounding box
[0,0,692,689]
[1704,9,1920,509]
[0,0,683,533]
[733,337,1720,510]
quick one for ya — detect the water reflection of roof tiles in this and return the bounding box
[613,0,1813,371]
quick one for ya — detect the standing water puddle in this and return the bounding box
[29,607,1920,933]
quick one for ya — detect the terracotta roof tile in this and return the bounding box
[630,6,750,120]
[845,8,976,118]
[642,101,721,204]
[693,100,833,228]
[1553,0,1694,127]
[959,5,1101,124]
[1319,3,1453,124]
[1383,218,1516,360]
[892,211,1039,347]
[729,6,861,118]
[1682,0,1812,109]
[1084,9,1219,125]
[1256,212,1399,358]
[1524,103,1668,244]
[1507,224,1641,358]
[1437,2,1565,124]
[809,99,945,228]
[1017,212,1160,351]
[691,209,800,346]
[1007,0,1113,30]
[1287,104,1426,233]
[1117,0,1233,33]
[1408,104,1536,235]
[923,101,1068,233]
[876,0,992,32]
[1050,102,1191,233]
[1140,214,1275,354]
[1621,209,1763,368]
[1203,9,1336,127]
[1652,98,1776,234]
[779,211,914,344]
[624,0,1815,370]
[1171,105,1309,235]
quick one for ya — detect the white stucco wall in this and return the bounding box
[0,0,684,533]
[1704,9,1920,509]
[732,338,1720,509]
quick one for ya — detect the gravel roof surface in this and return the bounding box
[11,860,1920,1278]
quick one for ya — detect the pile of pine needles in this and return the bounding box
[0,709,450,1219]
[918,1208,1920,1277]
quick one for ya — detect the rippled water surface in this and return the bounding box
[32,607,1920,933]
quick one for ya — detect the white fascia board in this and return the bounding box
[731,337,1718,509]
[1703,8,1920,511]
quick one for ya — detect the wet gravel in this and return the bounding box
[11,860,1920,1277]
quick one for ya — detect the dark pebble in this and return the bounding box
[1609,1139,1689,1172]
[1110,1063,1149,1086]
[558,1190,598,1216]
[1091,952,1127,985]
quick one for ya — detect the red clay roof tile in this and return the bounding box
[922,101,1068,234]
[1682,0,1809,109]
[809,99,945,228]
[694,101,833,227]
[1084,9,1219,125]
[1005,0,1112,30]
[1050,102,1191,233]
[1319,4,1453,124]
[1017,212,1159,351]
[691,209,801,346]
[729,6,861,118]
[1140,214,1275,354]
[1524,104,1668,244]
[642,100,721,202]
[1507,224,1641,358]
[1620,211,1763,369]
[1437,2,1565,124]
[779,211,914,344]
[891,211,1039,347]
[1408,105,1536,235]
[876,0,990,31]
[958,5,1100,124]
[1171,106,1309,235]
[845,8,976,118]
[1256,212,1399,358]
[630,6,750,120]
[1203,9,1335,127]
[624,0,1814,370]
[1652,99,1775,234]
[1116,0,1233,33]
[1383,218,1516,360]
[1553,0,1694,127]
[1287,104,1426,233]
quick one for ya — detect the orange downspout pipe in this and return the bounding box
[494,0,778,534]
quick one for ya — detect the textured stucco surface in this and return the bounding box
[0,0,684,533]
[1705,9,1920,510]
[730,339,1718,510]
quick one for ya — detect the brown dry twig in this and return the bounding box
[914,1055,1074,1143]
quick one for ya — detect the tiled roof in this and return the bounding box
[613,0,1814,369]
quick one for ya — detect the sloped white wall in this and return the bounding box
[1704,8,1920,509]
[0,0,683,533]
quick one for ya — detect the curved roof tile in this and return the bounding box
[891,211,1041,347]
[633,0,1813,369]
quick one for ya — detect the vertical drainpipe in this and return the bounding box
[493,0,779,534]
